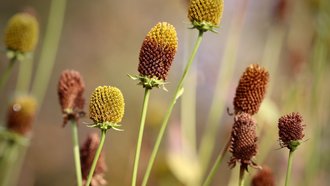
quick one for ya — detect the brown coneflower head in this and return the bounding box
[251,166,275,186]
[137,22,178,86]
[58,70,85,126]
[6,95,37,136]
[81,133,107,186]
[229,113,259,170]
[4,13,39,53]
[233,64,269,115]
[188,0,224,32]
[278,112,305,151]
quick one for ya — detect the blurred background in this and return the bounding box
[0,0,329,185]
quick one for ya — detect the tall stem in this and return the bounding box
[0,58,16,92]
[16,54,34,93]
[70,120,82,186]
[131,88,151,186]
[285,150,294,186]
[142,31,204,186]
[239,165,245,186]
[85,129,106,186]
[202,135,231,186]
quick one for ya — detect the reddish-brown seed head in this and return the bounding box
[251,166,275,186]
[233,64,269,115]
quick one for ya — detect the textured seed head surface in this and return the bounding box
[278,112,305,149]
[234,64,269,115]
[81,133,107,186]
[4,13,39,52]
[89,86,125,124]
[251,166,275,186]
[6,95,37,136]
[138,22,178,80]
[229,113,258,168]
[188,0,224,26]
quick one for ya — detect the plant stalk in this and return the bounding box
[239,165,245,186]
[0,58,16,92]
[141,30,204,186]
[85,129,106,186]
[70,119,82,186]
[285,150,294,186]
[131,88,151,186]
[16,54,34,93]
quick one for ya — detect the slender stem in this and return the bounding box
[285,150,294,186]
[85,129,106,186]
[31,0,67,103]
[0,58,16,92]
[16,54,34,93]
[142,31,204,186]
[202,136,231,186]
[70,120,82,186]
[239,165,245,186]
[131,88,151,186]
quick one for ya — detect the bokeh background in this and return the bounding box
[0,0,329,185]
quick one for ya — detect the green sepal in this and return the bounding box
[288,140,301,152]
[87,121,124,131]
[128,74,168,91]
[190,21,219,33]
[0,127,30,147]
[6,49,31,62]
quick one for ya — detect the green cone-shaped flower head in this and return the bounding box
[138,22,178,81]
[89,86,125,124]
[4,13,39,52]
[188,0,224,32]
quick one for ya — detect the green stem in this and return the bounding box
[0,58,16,92]
[70,120,82,186]
[131,88,151,186]
[202,136,231,186]
[285,150,294,186]
[0,141,19,186]
[16,54,34,93]
[141,31,204,186]
[85,129,106,186]
[239,165,245,186]
[31,0,67,103]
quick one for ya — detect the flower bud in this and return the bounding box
[251,166,275,186]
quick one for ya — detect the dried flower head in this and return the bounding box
[81,133,107,186]
[58,70,85,126]
[188,0,224,32]
[278,112,305,151]
[6,95,37,136]
[233,64,269,115]
[229,113,258,170]
[89,86,125,125]
[137,22,178,85]
[251,166,275,186]
[4,13,39,53]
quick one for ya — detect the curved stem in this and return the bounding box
[142,31,204,186]
[85,129,106,186]
[131,88,151,186]
[202,135,231,186]
[70,120,82,186]
[239,165,245,186]
[285,150,294,186]
[0,58,16,92]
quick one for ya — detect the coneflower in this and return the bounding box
[278,112,305,186]
[251,166,275,186]
[188,0,224,32]
[86,85,125,186]
[130,22,178,186]
[233,64,269,115]
[229,113,260,186]
[57,69,85,186]
[81,133,107,186]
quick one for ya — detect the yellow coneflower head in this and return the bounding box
[89,86,125,125]
[278,112,305,151]
[58,70,85,126]
[251,166,275,186]
[188,0,224,32]
[233,64,269,115]
[138,22,178,84]
[81,133,107,186]
[4,13,39,53]
[6,95,37,136]
[229,113,259,171]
